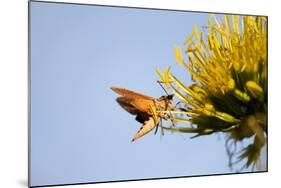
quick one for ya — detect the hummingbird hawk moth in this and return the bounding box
[111,87,174,142]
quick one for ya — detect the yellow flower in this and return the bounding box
[157,15,267,171]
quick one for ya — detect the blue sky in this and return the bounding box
[30,2,251,186]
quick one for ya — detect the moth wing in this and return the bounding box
[116,96,154,115]
[130,98,154,115]
[111,87,154,100]
[131,117,159,142]
[116,97,140,115]
[135,112,150,123]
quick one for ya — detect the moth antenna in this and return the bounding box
[158,82,169,96]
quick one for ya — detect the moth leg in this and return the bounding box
[162,114,168,120]
[166,108,176,127]
[154,122,159,135]
[168,113,176,127]
[160,119,164,136]
[175,101,182,108]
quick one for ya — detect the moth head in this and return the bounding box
[166,94,174,100]
[159,94,174,101]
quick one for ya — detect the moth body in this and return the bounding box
[111,87,174,142]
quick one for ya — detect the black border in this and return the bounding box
[28,0,268,187]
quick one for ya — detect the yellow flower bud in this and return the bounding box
[227,78,236,90]
[245,81,264,100]
[204,103,214,111]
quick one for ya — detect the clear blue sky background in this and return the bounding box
[30,2,252,186]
